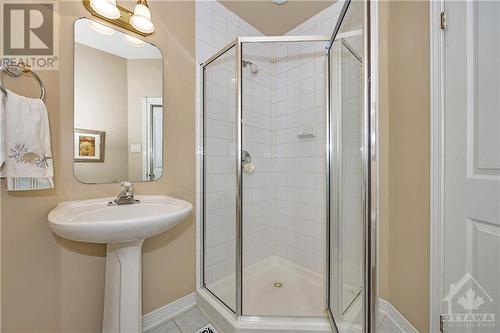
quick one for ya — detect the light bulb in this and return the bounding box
[130,1,155,34]
[90,0,120,20]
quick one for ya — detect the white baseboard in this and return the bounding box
[379,298,418,333]
[142,292,196,331]
[197,289,331,333]
[142,293,416,333]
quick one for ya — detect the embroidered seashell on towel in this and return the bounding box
[0,89,54,190]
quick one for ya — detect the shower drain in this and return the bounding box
[273,281,283,288]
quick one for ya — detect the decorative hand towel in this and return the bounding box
[0,91,5,167]
[1,89,54,190]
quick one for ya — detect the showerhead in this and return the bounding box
[242,60,259,74]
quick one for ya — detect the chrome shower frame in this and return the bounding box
[200,20,377,331]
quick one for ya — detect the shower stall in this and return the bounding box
[198,1,375,332]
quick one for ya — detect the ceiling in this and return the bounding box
[218,0,336,36]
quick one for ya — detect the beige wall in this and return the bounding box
[127,59,163,181]
[1,1,195,332]
[378,0,391,302]
[74,43,129,183]
[379,1,430,332]
[0,0,431,331]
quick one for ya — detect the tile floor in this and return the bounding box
[144,303,402,333]
[144,306,221,333]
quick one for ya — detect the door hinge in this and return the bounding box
[439,314,445,332]
[440,11,447,30]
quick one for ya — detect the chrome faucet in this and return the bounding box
[109,182,140,206]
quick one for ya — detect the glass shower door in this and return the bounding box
[240,39,329,318]
[327,0,371,331]
[202,44,238,312]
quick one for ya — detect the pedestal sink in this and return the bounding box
[48,195,192,333]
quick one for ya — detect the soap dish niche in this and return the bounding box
[297,125,315,139]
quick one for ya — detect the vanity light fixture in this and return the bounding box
[83,0,154,37]
[89,0,120,19]
[130,0,155,34]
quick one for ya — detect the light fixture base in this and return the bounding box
[82,0,153,37]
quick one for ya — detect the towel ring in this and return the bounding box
[0,64,46,100]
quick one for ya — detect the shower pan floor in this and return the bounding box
[207,255,325,317]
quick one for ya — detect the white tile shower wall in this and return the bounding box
[270,3,343,274]
[195,0,271,285]
[196,1,344,285]
[241,43,276,268]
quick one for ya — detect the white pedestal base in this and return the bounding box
[102,240,144,333]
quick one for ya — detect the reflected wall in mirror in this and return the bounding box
[74,18,163,184]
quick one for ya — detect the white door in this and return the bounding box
[143,97,163,181]
[441,1,500,331]
[151,105,163,179]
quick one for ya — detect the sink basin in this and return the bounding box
[48,195,192,333]
[48,195,192,243]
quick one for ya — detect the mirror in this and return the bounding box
[73,18,163,184]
